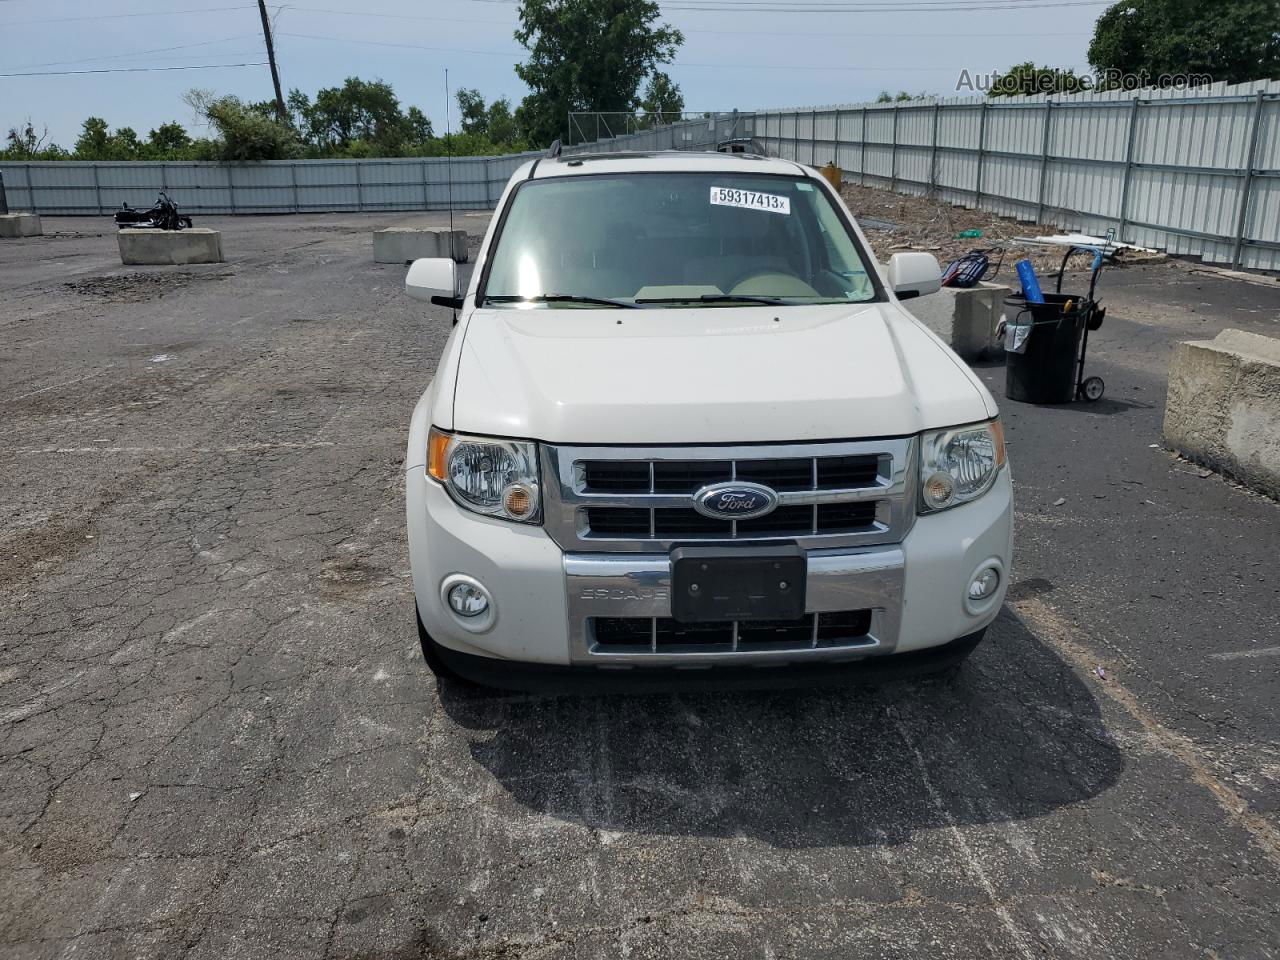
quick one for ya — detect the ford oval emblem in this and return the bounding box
[692,481,779,521]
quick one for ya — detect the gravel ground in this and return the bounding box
[839,181,1169,277]
[1,213,1278,959]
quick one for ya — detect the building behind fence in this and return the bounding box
[2,81,1277,271]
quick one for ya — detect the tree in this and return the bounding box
[987,62,1086,97]
[147,122,193,157]
[876,90,930,103]
[112,127,144,159]
[485,99,520,145]
[453,88,521,144]
[73,117,112,159]
[3,120,65,159]
[290,77,419,154]
[1088,0,1280,87]
[406,106,434,143]
[456,87,489,135]
[514,0,684,147]
[184,89,300,161]
[637,71,684,125]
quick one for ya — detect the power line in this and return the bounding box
[0,62,268,79]
[8,34,256,72]
[278,31,1081,73]
[658,0,1110,8]
[3,4,255,27]
[660,2,1109,11]
[284,3,1086,37]
[289,5,514,27]
[474,0,1109,9]
[279,32,525,58]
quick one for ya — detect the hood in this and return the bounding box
[448,302,994,445]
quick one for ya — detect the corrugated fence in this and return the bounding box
[0,152,542,217]
[571,82,1280,272]
[3,81,1278,271]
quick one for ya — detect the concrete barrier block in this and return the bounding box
[904,281,1011,361]
[1163,328,1280,499]
[118,228,223,265]
[373,228,467,264]
[0,213,42,238]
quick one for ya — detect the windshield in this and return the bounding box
[481,172,879,308]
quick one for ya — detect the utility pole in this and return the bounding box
[257,0,286,122]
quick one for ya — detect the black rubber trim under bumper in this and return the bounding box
[423,628,987,695]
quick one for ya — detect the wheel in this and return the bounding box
[1080,376,1105,401]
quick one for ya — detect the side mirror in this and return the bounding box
[405,258,461,309]
[887,252,942,300]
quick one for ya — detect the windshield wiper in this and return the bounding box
[635,294,789,306]
[485,294,640,309]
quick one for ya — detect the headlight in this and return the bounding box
[427,428,541,523]
[919,419,1006,513]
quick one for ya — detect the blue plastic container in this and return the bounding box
[1015,259,1045,303]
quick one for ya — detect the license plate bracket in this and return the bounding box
[670,545,806,623]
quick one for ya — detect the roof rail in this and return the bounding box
[546,139,563,159]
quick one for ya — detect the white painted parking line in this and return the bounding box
[7,365,116,402]
[1210,645,1280,661]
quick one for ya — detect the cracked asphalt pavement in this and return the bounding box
[2,215,1278,959]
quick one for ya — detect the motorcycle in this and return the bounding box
[114,192,193,231]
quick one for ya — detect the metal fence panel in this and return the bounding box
[6,84,1280,270]
[0,152,543,217]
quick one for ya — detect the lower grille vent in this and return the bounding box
[592,609,874,653]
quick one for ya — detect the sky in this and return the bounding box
[1,0,1106,148]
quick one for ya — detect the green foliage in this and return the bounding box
[290,77,420,154]
[987,62,1086,98]
[514,0,684,147]
[456,88,489,135]
[636,72,684,127]
[1088,0,1280,86]
[453,88,523,147]
[1,120,67,160]
[69,117,204,160]
[5,76,526,163]
[406,107,434,143]
[184,90,301,161]
[876,91,927,103]
[147,122,193,157]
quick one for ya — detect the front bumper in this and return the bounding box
[406,465,1013,670]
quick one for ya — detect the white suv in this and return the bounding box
[404,150,1011,690]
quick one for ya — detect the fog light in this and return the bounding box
[969,567,1000,601]
[447,581,490,618]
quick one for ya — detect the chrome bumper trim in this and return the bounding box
[564,545,905,665]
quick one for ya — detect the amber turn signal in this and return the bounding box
[990,418,1007,469]
[427,428,452,481]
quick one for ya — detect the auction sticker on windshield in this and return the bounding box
[710,186,791,215]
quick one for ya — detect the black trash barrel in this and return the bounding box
[1003,293,1086,404]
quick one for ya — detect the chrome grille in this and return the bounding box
[542,439,916,554]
